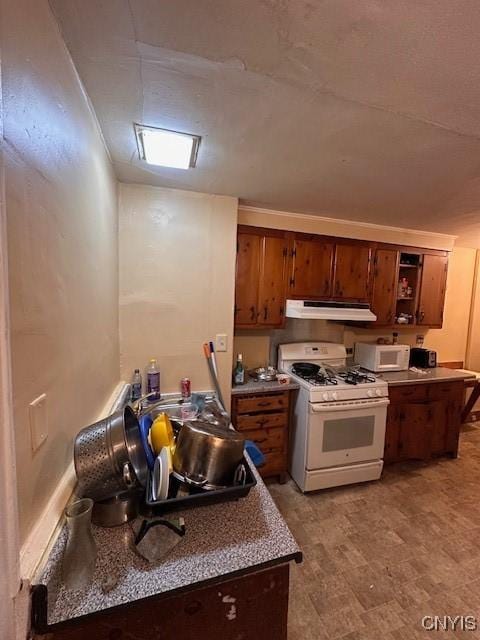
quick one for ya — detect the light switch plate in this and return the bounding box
[29,393,48,452]
[215,333,228,352]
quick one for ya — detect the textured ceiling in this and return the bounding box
[50,0,480,245]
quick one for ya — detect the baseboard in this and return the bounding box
[20,381,128,581]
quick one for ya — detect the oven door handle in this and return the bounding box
[310,398,390,413]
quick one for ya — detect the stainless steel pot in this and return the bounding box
[92,490,141,527]
[173,421,245,489]
[74,406,148,501]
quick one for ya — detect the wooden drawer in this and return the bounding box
[389,384,428,403]
[235,394,288,414]
[242,426,285,452]
[428,381,465,401]
[235,413,287,432]
[260,450,286,478]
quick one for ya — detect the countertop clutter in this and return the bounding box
[34,458,301,628]
[379,366,476,386]
[231,377,300,395]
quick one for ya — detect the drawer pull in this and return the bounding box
[256,438,268,444]
[258,401,272,407]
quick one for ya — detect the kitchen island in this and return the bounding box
[32,460,301,640]
[381,367,475,463]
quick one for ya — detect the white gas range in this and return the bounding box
[278,342,389,492]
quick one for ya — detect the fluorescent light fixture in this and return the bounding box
[134,123,200,169]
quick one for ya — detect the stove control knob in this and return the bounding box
[322,392,329,401]
[367,389,374,397]
[332,392,338,401]
[375,388,383,397]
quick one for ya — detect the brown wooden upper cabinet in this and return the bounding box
[416,254,448,327]
[332,242,372,301]
[370,248,399,325]
[234,225,449,330]
[235,228,288,329]
[235,233,261,326]
[289,237,334,299]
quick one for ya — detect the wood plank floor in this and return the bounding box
[269,424,480,639]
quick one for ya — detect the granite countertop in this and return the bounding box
[34,460,301,629]
[231,377,300,395]
[379,367,476,386]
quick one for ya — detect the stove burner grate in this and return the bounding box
[291,362,338,386]
[337,369,376,385]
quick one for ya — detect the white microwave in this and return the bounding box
[354,342,410,373]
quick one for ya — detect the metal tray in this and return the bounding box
[141,456,257,517]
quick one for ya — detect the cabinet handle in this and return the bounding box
[418,310,425,322]
[250,306,256,321]
[263,306,268,320]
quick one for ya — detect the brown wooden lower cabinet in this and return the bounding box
[384,381,465,463]
[33,564,290,640]
[231,390,293,483]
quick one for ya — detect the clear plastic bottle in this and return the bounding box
[147,358,161,401]
[233,353,245,385]
[131,368,142,402]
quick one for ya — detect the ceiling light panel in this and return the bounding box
[134,124,200,169]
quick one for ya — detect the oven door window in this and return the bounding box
[323,415,374,452]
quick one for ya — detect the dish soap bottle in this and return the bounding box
[131,368,142,402]
[147,358,161,401]
[233,353,245,385]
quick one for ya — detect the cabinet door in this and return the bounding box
[384,402,401,463]
[290,238,334,299]
[371,249,399,325]
[235,233,261,326]
[398,402,432,460]
[429,381,464,456]
[258,236,288,326]
[417,254,448,327]
[333,243,372,301]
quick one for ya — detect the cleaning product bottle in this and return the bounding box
[233,354,245,385]
[131,368,142,402]
[147,358,161,401]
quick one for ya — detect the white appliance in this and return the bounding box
[286,299,377,322]
[354,342,410,373]
[278,342,389,492]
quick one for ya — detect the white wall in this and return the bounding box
[3,0,120,545]
[119,184,238,406]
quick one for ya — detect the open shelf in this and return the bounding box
[394,252,421,325]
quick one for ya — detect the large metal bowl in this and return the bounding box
[172,421,245,489]
[248,366,278,382]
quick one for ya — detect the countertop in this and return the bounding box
[34,460,301,629]
[379,367,476,386]
[231,378,300,395]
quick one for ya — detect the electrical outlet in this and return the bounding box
[29,393,48,453]
[215,334,228,352]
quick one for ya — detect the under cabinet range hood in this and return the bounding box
[286,299,377,322]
